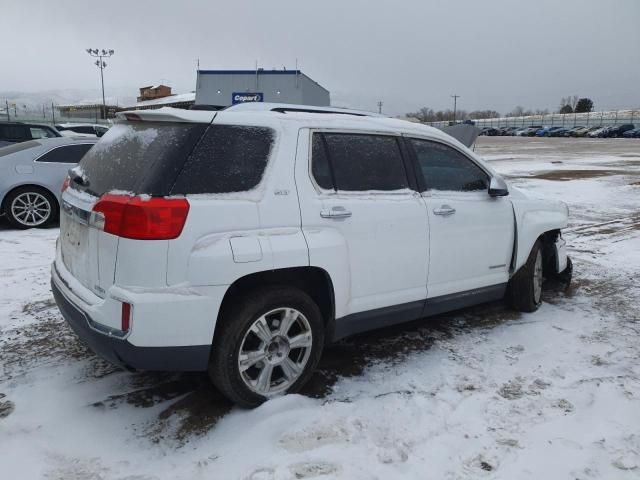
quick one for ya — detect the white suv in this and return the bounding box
[51,105,571,407]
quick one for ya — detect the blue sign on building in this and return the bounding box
[232,92,264,104]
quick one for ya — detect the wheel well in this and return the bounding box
[1,184,59,215]
[215,267,336,343]
[540,229,561,276]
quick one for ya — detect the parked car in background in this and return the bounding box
[0,136,96,228]
[548,127,570,137]
[583,126,603,137]
[562,126,584,137]
[606,124,635,138]
[536,126,563,137]
[514,126,542,136]
[587,126,610,138]
[622,128,640,138]
[51,105,572,407]
[55,123,109,137]
[570,126,597,137]
[524,125,543,136]
[498,126,518,136]
[0,121,61,147]
[479,127,500,136]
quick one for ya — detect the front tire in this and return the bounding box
[209,287,324,408]
[4,186,58,229]
[508,240,544,312]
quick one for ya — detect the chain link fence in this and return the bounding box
[425,109,639,129]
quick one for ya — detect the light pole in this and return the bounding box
[86,48,114,120]
[451,94,460,123]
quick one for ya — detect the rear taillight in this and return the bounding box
[92,194,189,240]
[61,175,70,192]
[121,302,131,332]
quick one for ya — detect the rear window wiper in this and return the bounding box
[69,168,90,187]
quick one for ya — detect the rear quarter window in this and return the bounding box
[171,124,275,194]
[36,144,94,163]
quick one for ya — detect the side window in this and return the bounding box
[72,126,95,134]
[29,127,56,139]
[36,144,93,163]
[172,124,275,194]
[0,125,28,141]
[320,133,408,191]
[410,139,489,192]
[311,133,334,189]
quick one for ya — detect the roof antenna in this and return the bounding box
[196,58,200,91]
[255,60,258,90]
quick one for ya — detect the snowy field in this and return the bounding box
[1,137,639,479]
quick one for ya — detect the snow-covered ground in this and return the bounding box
[1,137,639,479]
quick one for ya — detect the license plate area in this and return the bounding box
[61,203,92,289]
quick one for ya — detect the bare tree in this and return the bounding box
[469,110,501,119]
[507,106,525,117]
[405,107,434,122]
[570,95,579,110]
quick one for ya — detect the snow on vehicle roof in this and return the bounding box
[33,136,98,147]
[57,123,106,128]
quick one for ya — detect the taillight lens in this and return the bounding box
[121,302,131,332]
[92,194,189,240]
[61,175,70,193]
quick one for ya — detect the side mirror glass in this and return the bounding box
[488,176,509,197]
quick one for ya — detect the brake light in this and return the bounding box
[61,175,70,193]
[92,194,189,240]
[124,113,143,122]
[121,302,131,332]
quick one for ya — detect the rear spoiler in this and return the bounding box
[115,107,217,124]
[438,124,481,148]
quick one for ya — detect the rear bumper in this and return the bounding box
[51,273,211,372]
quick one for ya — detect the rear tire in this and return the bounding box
[4,186,58,229]
[508,240,544,312]
[209,286,324,408]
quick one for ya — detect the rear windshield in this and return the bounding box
[75,121,275,197]
[77,122,207,196]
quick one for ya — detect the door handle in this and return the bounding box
[320,206,352,219]
[433,205,456,216]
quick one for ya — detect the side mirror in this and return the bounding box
[488,176,509,197]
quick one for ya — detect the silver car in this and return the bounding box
[0,136,97,228]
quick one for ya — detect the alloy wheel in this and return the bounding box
[10,192,51,227]
[238,307,313,396]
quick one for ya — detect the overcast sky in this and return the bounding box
[2,0,638,115]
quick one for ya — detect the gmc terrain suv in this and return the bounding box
[51,105,572,407]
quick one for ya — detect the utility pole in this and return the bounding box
[86,48,115,120]
[5,100,9,121]
[451,94,460,123]
[377,101,383,114]
[52,102,56,125]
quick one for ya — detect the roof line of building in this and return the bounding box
[198,69,302,75]
[198,69,330,94]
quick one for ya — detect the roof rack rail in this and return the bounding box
[224,102,380,117]
[270,106,368,116]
